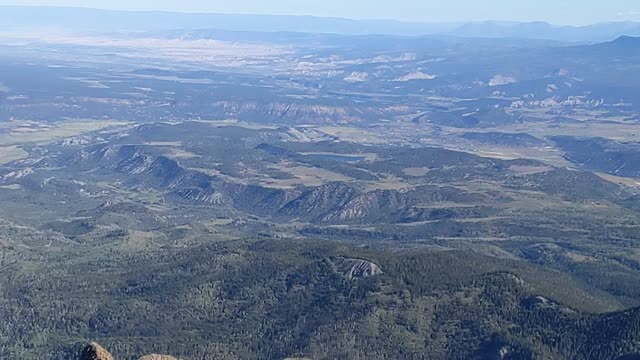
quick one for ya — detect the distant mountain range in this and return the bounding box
[450,21,640,42]
[1,6,640,42]
[598,35,640,53]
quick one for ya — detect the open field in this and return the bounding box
[0,119,130,146]
[0,145,27,164]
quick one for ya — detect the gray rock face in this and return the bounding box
[279,182,359,220]
[332,257,383,280]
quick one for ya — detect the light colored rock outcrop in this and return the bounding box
[393,71,437,81]
[81,342,115,360]
[79,343,179,360]
[139,355,179,360]
[332,257,383,280]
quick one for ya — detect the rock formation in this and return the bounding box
[79,343,178,360]
[80,343,114,360]
[139,355,179,360]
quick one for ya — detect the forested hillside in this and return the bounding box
[1,238,640,360]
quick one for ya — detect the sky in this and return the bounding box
[0,0,639,25]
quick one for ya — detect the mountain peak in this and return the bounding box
[577,34,640,56]
[611,35,640,46]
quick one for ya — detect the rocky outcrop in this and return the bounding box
[279,182,359,221]
[79,343,179,360]
[139,355,179,360]
[210,100,367,125]
[332,257,383,280]
[393,71,437,81]
[80,343,114,360]
[321,189,406,223]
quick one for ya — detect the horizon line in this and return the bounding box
[0,4,638,27]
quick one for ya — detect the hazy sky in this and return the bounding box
[0,0,639,25]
